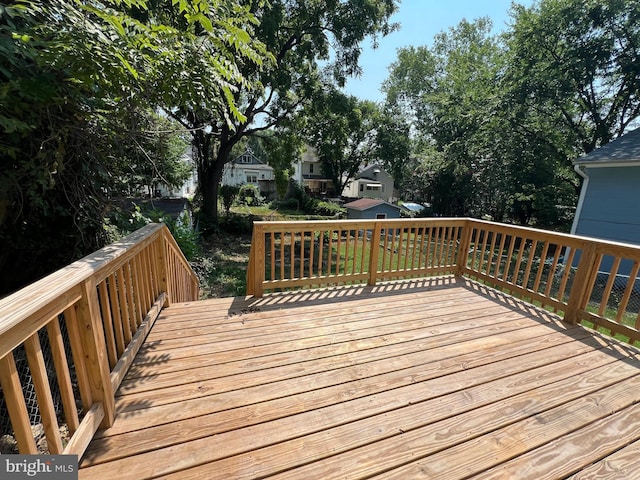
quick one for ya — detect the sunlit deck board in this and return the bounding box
[79,277,640,479]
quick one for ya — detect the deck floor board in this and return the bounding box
[79,277,640,479]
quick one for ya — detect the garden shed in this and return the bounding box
[344,198,402,220]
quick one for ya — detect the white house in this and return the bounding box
[342,164,395,202]
[156,148,197,198]
[292,145,335,196]
[222,148,275,187]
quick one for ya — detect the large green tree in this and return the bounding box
[170,0,399,221]
[0,0,263,293]
[506,0,640,154]
[305,86,381,195]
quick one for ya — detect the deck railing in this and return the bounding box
[0,223,198,457]
[248,218,640,346]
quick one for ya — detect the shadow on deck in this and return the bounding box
[79,276,640,479]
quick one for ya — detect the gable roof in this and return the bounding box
[231,150,266,166]
[343,198,401,211]
[574,128,640,166]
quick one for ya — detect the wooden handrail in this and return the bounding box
[247,218,467,297]
[0,223,199,457]
[247,218,640,346]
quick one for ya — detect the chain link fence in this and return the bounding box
[0,314,79,453]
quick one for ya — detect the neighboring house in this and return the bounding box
[156,148,197,198]
[572,127,640,244]
[571,127,640,276]
[292,145,335,196]
[222,148,275,187]
[342,164,395,203]
[344,198,402,220]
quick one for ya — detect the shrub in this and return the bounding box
[238,184,264,206]
[219,185,240,215]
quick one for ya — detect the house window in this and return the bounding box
[246,172,258,183]
[360,184,364,192]
[376,213,387,219]
[309,163,314,173]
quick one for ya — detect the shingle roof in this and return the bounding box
[574,128,640,165]
[343,198,401,211]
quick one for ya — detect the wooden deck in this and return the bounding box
[79,277,640,479]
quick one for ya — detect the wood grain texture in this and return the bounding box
[80,279,640,480]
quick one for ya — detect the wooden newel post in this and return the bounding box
[156,233,171,307]
[456,220,473,277]
[74,279,116,428]
[368,221,382,286]
[564,242,599,325]
[252,224,266,298]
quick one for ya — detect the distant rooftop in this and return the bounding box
[574,128,640,165]
[344,198,400,211]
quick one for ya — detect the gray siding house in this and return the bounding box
[571,127,640,276]
[572,127,640,244]
[344,198,402,220]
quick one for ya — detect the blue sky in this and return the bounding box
[343,0,535,102]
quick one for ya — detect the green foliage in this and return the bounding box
[105,205,200,260]
[304,84,381,195]
[270,180,344,217]
[178,0,399,222]
[0,0,266,294]
[237,184,264,206]
[384,4,640,228]
[219,185,240,215]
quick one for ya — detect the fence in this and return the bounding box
[0,224,199,456]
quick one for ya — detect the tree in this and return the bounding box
[170,0,399,222]
[506,0,640,154]
[305,86,381,195]
[0,0,264,293]
[383,18,503,217]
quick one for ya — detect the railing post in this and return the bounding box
[156,232,171,307]
[564,241,599,324]
[368,221,382,286]
[252,224,265,298]
[74,279,115,428]
[456,220,473,277]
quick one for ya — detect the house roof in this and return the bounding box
[343,198,401,211]
[574,128,640,166]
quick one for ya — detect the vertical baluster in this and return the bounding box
[317,230,324,277]
[24,333,63,453]
[532,242,550,293]
[521,240,539,290]
[484,230,497,274]
[46,317,80,435]
[309,230,315,278]
[544,245,563,298]
[511,237,527,285]
[98,281,117,368]
[598,257,621,317]
[116,268,132,345]
[106,274,125,357]
[0,352,38,453]
[615,261,640,323]
[557,248,576,304]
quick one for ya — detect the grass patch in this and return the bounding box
[191,230,252,299]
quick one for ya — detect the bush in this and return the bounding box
[312,200,345,217]
[219,185,240,215]
[273,179,345,217]
[238,184,264,206]
[218,214,255,234]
